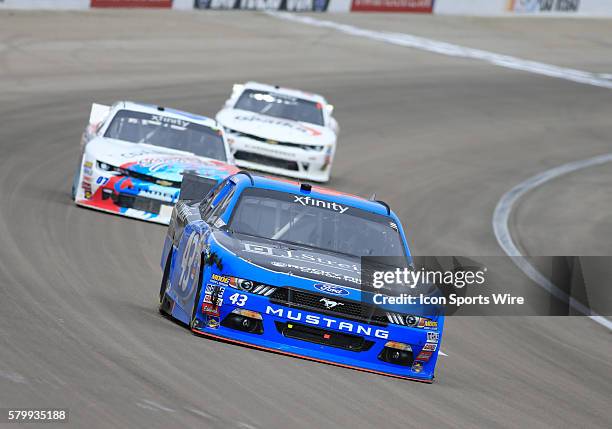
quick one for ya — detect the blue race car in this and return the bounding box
[159,172,443,382]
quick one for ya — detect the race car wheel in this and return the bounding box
[159,251,173,304]
[189,255,206,329]
[159,293,173,317]
[70,156,82,201]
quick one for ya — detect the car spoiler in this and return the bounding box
[89,103,111,126]
[179,172,217,202]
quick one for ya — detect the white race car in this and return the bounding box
[72,101,238,224]
[216,82,339,183]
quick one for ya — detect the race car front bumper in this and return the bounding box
[170,281,441,382]
[76,173,179,225]
[230,136,333,183]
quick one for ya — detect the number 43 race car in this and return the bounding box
[159,172,443,382]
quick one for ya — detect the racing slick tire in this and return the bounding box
[159,252,173,315]
[70,159,81,201]
[189,255,206,330]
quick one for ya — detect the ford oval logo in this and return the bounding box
[313,283,349,296]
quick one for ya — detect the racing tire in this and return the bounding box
[159,251,173,314]
[71,156,82,201]
[189,255,206,330]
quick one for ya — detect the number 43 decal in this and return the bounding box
[228,293,247,307]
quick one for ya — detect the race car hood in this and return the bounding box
[213,231,361,290]
[216,109,336,146]
[86,137,238,182]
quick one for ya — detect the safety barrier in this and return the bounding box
[1,0,612,16]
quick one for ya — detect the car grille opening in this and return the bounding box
[121,169,182,188]
[229,129,323,152]
[98,161,184,188]
[234,151,299,171]
[275,322,374,352]
[112,193,163,214]
[269,288,388,326]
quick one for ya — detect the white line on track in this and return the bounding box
[493,154,612,331]
[136,400,175,413]
[267,12,612,90]
[0,370,27,384]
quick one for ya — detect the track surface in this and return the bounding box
[1,10,611,429]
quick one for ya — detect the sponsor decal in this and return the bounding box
[233,114,323,136]
[206,316,220,329]
[314,283,350,296]
[241,243,360,285]
[422,342,437,352]
[243,243,359,273]
[204,284,225,307]
[202,302,220,317]
[507,0,580,13]
[265,306,389,339]
[417,318,438,330]
[426,332,439,343]
[203,294,223,306]
[91,0,173,7]
[416,351,433,361]
[83,161,93,176]
[210,274,230,284]
[293,195,348,213]
[351,0,434,13]
[150,115,190,127]
[82,181,92,199]
[195,0,330,13]
[133,157,217,173]
[411,360,424,373]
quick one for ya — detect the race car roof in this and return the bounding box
[241,82,328,105]
[230,172,393,217]
[118,101,219,129]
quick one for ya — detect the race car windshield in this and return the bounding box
[104,110,227,161]
[229,188,407,259]
[234,90,325,126]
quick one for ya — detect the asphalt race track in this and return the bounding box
[1,10,611,429]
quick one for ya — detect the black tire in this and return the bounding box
[71,156,82,201]
[159,251,173,315]
[190,255,206,329]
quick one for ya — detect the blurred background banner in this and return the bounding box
[2,0,612,13]
[507,0,580,13]
[90,0,173,7]
[0,0,90,9]
[194,0,331,11]
[350,0,434,12]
